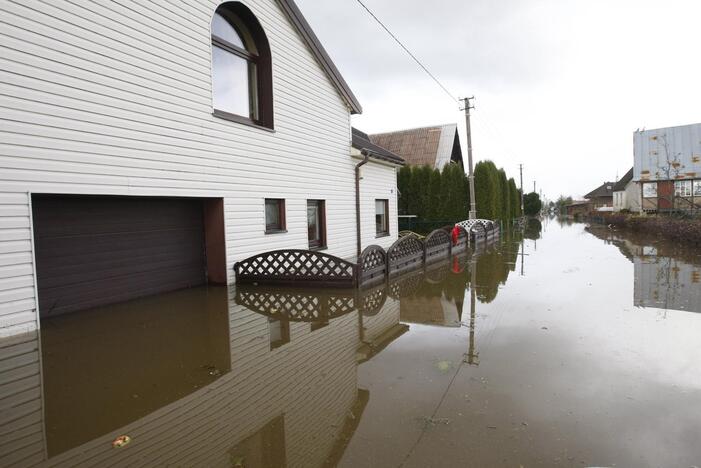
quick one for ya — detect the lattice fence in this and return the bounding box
[234,249,357,287]
[424,229,451,264]
[387,234,425,277]
[470,222,487,243]
[234,286,356,322]
[358,245,388,287]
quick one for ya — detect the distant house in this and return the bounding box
[634,123,701,212]
[565,200,590,218]
[584,182,615,211]
[369,124,463,170]
[613,168,640,212]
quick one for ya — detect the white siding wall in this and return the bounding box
[357,159,399,253]
[0,0,388,336]
[0,331,45,467]
[613,191,625,212]
[625,180,641,212]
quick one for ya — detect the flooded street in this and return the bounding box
[3,220,701,467]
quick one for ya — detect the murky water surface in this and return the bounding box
[3,219,701,467]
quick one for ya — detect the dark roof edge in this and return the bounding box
[613,168,634,191]
[277,0,363,114]
[360,148,406,166]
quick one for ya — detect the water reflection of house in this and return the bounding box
[634,255,701,313]
[398,261,468,327]
[585,226,701,314]
[0,285,408,467]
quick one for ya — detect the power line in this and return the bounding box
[354,0,458,103]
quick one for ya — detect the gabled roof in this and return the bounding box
[613,168,634,191]
[369,124,463,169]
[277,0,362,114]
[584,181,615,199]
[351,128,405,166]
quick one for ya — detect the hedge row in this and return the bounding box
[398,161,522,222]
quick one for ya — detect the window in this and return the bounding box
[211,3,273,129]
[375,199,389,236]
[675,180,692,197]
[269,318,290,350]
[643,182,657,198]
[307,200,326,249]
[264,198,285,233]
[694,180,701,197]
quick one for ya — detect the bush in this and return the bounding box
[398,160,519,223]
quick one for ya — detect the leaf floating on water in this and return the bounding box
[112,435,131,448]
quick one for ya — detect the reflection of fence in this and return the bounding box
[234,287,357,322]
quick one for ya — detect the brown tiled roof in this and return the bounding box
[369,124,462,168]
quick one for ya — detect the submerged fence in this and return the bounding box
[233,223,500,289]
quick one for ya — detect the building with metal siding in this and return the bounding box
[634,123,701,212]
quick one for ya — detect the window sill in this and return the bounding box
[212,109,275,132]
[309,245,328,252]
[265,229,288,235]
[375,232,390,238]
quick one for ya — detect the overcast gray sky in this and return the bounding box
[295,0,701,200]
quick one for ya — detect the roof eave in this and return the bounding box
[356,147,405,166]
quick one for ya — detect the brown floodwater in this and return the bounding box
[2,219,701,467]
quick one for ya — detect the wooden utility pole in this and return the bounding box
[461,97,477,219]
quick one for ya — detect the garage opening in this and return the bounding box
[32,195,226,318]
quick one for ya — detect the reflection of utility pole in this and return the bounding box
[461,97,477,219]
[520,238,525,275]
[465,256,479,365]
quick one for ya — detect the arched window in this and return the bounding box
[211,3,273,129]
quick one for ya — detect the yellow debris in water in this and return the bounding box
[112,435,131,448]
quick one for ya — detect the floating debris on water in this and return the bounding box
[112,435,131,448]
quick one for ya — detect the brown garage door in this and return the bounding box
[33,195,207,317]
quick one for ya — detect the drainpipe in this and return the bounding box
[355,149,371,258]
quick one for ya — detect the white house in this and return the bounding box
[0,0,403,337]
[612,168,640,212]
